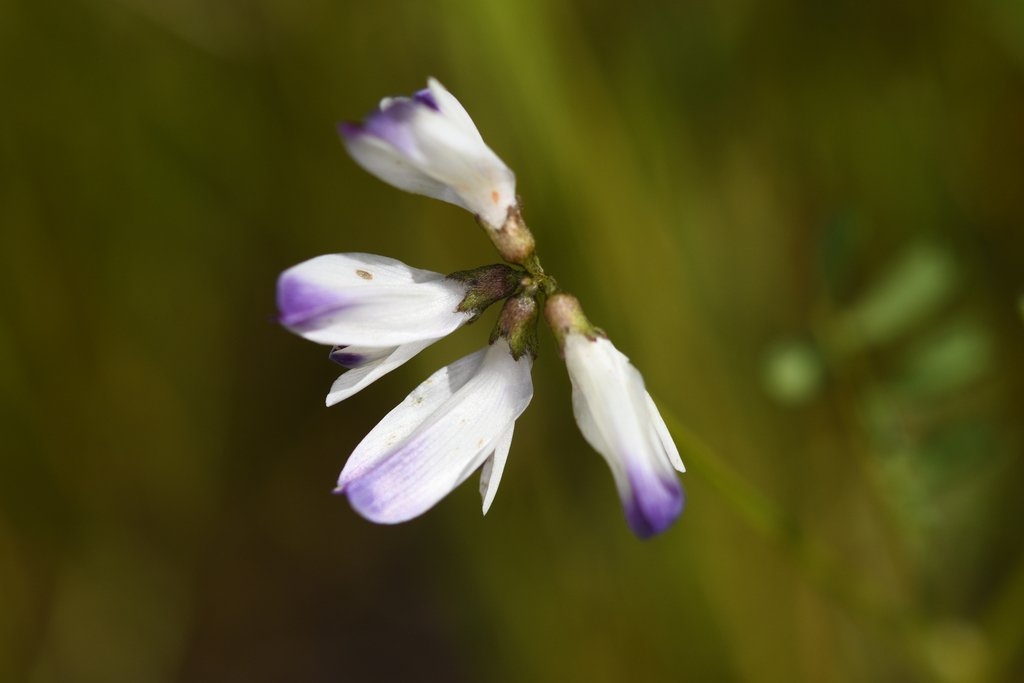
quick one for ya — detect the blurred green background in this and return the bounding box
[2,0,1023,681]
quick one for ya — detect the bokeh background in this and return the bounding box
[2,0,1023,681]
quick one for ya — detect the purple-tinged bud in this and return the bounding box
[447,264,523,321]
[277,253,476,404]
[491,292,539,360]
[546,292,685,538]
[339,78,517,232]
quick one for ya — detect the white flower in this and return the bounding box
[547,294,685,538]
[336,338,534,523]
[339,78,517,231]
[277,253,514,403]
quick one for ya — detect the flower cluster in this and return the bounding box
[278,78,685,538]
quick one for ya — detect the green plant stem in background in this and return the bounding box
[657,404,939,676]
[985,551,1024,682]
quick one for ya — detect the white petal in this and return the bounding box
[570,380,628,496]
[645,392,685,472]
[337,347,488,488]
[342,132,463,206]
[342,81,517,228]
[325,339,437,406]
[277,253,470,347]
[479,424,514,515]
[341,341,533,523]
[296,284,467,346]
[408,111,516,228]
[564,336,656,471]
[426,77,484,140]
[563,334,684,537]
[281,253,443,289]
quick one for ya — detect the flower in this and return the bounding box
[339,78,517,232]
[277,253,517,403]
[546,294,685,538]
[336,334,535,523]
[283,78,694,538]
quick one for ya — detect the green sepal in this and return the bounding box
[447,264,523,322]
[543,292,603,353]
[491,293,539,360]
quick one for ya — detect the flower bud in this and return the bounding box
[339,78,517,232]
[545,292,685,538]
[491,291,539,360]
[447,264,523,322]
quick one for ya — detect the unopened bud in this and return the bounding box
[448,264,523,321]
[491,292,539,360]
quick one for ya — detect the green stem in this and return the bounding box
[520,252,558,296]
[521,252,544,278]
[658,404,932,672]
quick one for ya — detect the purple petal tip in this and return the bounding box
[277,274,352,328]
[360,101,420,156]
[413,88,440,111]
[343,478,394,524]
[337,121,363,139]
[623,473,685,539]
[329,346,366,368]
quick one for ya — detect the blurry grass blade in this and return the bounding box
[832,242,958,353]
[896,318,992,397]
